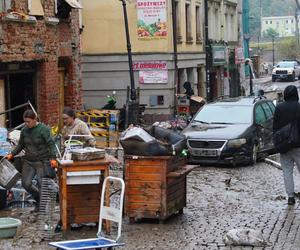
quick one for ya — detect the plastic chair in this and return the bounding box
[49,176,125,250]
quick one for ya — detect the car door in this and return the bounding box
[254,104,268,151]
[261,101,274,150]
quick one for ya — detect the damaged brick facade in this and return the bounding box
[0,0,82,127]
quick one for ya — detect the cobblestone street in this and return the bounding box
[1,160,300,250]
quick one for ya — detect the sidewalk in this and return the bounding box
[253,76,272,85]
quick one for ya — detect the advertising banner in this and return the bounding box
[235,46,245,64]
[133,61,167,71]
[137,0,167,40]
[139,70,168,84]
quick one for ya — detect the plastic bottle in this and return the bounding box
[0,128,7,142]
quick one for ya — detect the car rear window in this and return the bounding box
[193,105,252,124]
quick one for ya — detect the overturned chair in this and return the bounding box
[49,176,125,250]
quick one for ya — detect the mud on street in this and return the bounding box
[0,160,299,250]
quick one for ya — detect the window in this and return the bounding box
[195,5,202,42]
[266,21,268,24]
[255,105,266,124]
[185,2,192,42]
[261,103,273,120]
[270,21,272,24]
[175,0,182,42]
[0,0,11,12]
[286,20,289,24]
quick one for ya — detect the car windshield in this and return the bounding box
[193,105,252,124]
[277,62,295,68]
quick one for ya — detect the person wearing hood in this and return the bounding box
[273,85,300,205]
[183,81,194,98]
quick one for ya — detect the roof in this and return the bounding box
[208,96,268,106]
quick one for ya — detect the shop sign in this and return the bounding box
[137,0,167,40]
[212,45,226,66]
[133,61,167,71]
[235,46,245,64]
[139,70,168,84]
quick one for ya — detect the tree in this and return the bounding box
[277,37,299,59]
[263,27,279,39]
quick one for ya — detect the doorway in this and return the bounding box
[5,72,36,128]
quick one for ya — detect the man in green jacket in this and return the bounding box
[7,110,57,212]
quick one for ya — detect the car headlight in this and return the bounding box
[227,138,247,148]
[287,70,293,74]
[272,69,276,74]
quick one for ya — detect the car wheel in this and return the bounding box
[272,76,276,82]
[250,144,258,165]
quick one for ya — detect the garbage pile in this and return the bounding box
[120,125,187,156]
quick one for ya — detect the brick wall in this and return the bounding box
[0,0,82,126]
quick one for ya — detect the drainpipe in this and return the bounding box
[204,0,210,101]
[171,0,179,114]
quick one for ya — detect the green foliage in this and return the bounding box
[263,27,279,38]
[277,37,299,59]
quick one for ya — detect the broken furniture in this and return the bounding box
[49,176,125,250]
[57,158,110,231]
[124,155,195,222]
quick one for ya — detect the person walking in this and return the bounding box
[6,110,57,212]
[273,85,300,205]
[61,107,96,147]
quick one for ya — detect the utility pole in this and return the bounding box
[171,0,179,113]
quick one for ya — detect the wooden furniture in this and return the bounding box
[58,158,110,231]
[124,155,195,222]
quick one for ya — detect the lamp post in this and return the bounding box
[120,0,136,101]
[272,36,275,66]
[120,0,139,128]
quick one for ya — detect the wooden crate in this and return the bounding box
[124,155,195,222]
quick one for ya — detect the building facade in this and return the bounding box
[0,0,82,128]
[81,0,206,122]
[206,0,240,100]
[261,15,300,38]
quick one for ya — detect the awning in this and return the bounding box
[64,0,82,9]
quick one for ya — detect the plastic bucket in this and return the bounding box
[0,217,21,238]
[0,159,21,190]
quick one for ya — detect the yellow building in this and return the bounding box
[81,0,206,121]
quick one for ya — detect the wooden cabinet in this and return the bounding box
[58,159,110,231]
[125,155,195,222]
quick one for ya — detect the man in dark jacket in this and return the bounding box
[273,85,300,205]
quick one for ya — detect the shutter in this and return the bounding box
[28,0,44,16]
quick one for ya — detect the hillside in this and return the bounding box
[249,0,298,39]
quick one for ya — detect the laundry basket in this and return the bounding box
[0,159,21,190]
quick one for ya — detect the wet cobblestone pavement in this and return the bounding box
[1,161,300,249]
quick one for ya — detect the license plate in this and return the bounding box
[193,149,218,157]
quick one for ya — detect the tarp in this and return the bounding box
[65,0,82,9]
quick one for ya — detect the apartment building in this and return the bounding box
[0,0,82,127]
[81,0,206,122]
[206,0,240,100]
[261,15,300,37]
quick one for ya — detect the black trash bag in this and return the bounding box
[120,127,170,156]
[149,126,187,155]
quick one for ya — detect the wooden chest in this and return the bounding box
[125,155,194,222]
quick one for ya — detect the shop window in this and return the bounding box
[0,0,11,12]
[28,0,44,16]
